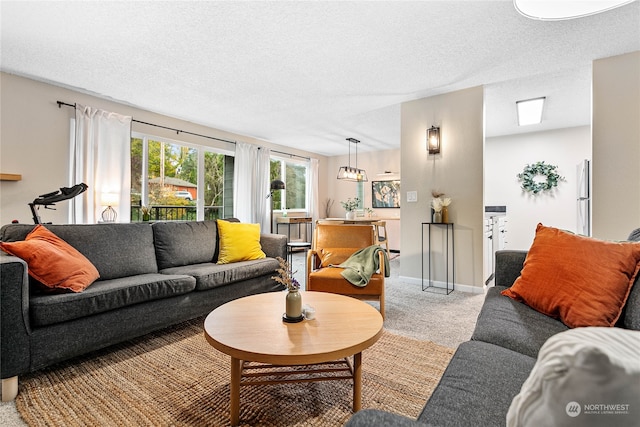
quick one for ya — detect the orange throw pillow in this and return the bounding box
[502,224,640,328]
[0,225,100,292]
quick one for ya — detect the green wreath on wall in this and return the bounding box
[517,161,564,194]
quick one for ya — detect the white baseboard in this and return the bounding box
[398,276,485,294]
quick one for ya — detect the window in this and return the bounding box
[131,133,234,221]
[270,156,308,212]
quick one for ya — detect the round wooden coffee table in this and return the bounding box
[204,291,384,426]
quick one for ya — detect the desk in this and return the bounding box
[422,222,454,295]
[276,217,312,243]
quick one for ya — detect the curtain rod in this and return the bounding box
[57,101,236,145]
[57,100,311,161]
[270,149,310,161]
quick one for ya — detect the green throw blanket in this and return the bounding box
[334,245,390,287]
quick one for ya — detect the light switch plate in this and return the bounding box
[407,191,418,202]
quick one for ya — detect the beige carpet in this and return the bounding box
[15,318,454,426]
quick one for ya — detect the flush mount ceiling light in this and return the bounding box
[516,97,545,126]
[337,137,368,182]
[514,0,635,20]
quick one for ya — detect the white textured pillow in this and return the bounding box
[507,327,640,427]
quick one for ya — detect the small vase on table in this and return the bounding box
[442,206,449,223]
[272,257,304,323]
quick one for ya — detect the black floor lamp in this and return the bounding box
[269,179,285,233]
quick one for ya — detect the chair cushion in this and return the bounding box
[308,267,384,295]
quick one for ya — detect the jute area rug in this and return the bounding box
[15,318,454,426]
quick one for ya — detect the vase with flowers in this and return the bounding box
[431,198,443,223]
[341,197,360,220]
[272,256,303,322]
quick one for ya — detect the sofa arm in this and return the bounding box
[345,409,429,427]
[260,233,287,260]
[1,254,32,379]
[494,250,528,287]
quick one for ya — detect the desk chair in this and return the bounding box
[306,223,386,318]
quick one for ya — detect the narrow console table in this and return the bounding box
[276,216,312,243]
[421,222,455,295]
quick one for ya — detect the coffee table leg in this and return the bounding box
[353,352,362,411]
[230,357,242,426]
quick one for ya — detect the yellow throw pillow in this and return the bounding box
[216,220,266,264]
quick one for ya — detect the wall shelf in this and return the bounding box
[0,173,22,181]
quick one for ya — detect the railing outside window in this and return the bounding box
[131,205,223,222]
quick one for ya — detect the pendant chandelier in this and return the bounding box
[337,137,368,182]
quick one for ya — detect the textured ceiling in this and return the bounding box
[1,1,639,156]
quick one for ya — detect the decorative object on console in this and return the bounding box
[517,161,564,194]
[337,137,368,182]
[427,126,440,154]
[272,256,303,322]
[501,223,640,328]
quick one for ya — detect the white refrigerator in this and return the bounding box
[576,159,590,236]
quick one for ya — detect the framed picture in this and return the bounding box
[372,180,401,208]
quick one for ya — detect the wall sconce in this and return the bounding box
[337,137,368,182]
[427,126,440,154]
[101,192,119,222]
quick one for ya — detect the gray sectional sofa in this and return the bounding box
[347,229,640,427]
[0,220,287,400]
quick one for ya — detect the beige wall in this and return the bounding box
[0,72,327,225]
[400,86,484,292]
[592,51,640,240]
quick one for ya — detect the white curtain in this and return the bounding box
[307,158,320,222]
[70,104,132,224]
[233,142,270,231]
[255,146,271,231]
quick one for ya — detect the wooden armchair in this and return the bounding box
[306,223,386,318]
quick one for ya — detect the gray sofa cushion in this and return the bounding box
[30,274,196,327]
[471,286,569,358]
[418,341,536,426]
[160,258,280,291]
[0,223,158,280]
[152,221,217,269]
